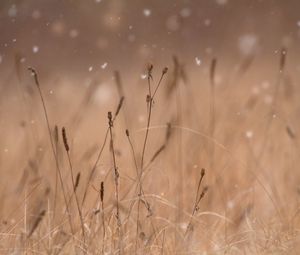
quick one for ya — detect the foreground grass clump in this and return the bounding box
[0,50,300,254]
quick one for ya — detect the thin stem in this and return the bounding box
[28,68,74,235]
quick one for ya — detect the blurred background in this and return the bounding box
[1,0,300,75]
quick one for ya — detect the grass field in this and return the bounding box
[0,49,300,255]
[1,1,300,254]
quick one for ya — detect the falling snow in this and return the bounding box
[195,57,202,66]
[140,74,147,80]
[8,5,17,17]
[32,45,39,53]
[166,15,180,31]
[180,8,191,18]
[204,19,211,26]
[143,9,151,17]
[245,130,253,139]
[101,62,108,69]
[216,0,228,5]
[32,10,41,20]
[69,29,79,38]
[238,34,258,56]
[94,83,113,105]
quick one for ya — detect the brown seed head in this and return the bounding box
[162,67,168,74]
[62,127,69,152]
[100,181,104,202]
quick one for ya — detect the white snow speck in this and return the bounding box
[138,115,146,123]
[216,0,228,5]
[261,81,270,90]
[141,74,147,80]
[88,66,93,72]
[143,9,151,17]
[251,86,260,95]
[238,34,258,56]
[0,55,2,64]
[32,46,39,53]
[101,62,108,69]
[180,8,191,18]
[8,5,17,17]
[179,222,188,230]
[195,57,202,66]
[264,95,273,104]
[204,19,211,26]
[227,200,234,209]
[69,29,79,38]
[128,34,136,42]
[94,83,113,105]
[166,15,180,31]
[32,10,41,19]
[297,21,300,27]
[245,130,253,139]
[12,38,17,43]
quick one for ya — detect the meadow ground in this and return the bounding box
[0,49,300,255]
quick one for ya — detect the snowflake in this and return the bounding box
[143,9,151,17]
[69,29,79,38]
[88,66,93,72]
[216,0,228,5]
[32,46,39,53]
[238,34,258,56]
[245,130,253,139]
[32,10,41,19]
[8,5,17,17]
[180,8,191,18]
[101,62,108,69]
[204,19,211,26]
[195,57,201,66]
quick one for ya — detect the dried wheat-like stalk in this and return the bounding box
[28,67,74,235]
[61,127,86,251]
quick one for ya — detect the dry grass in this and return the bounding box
[0,51,300,255]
